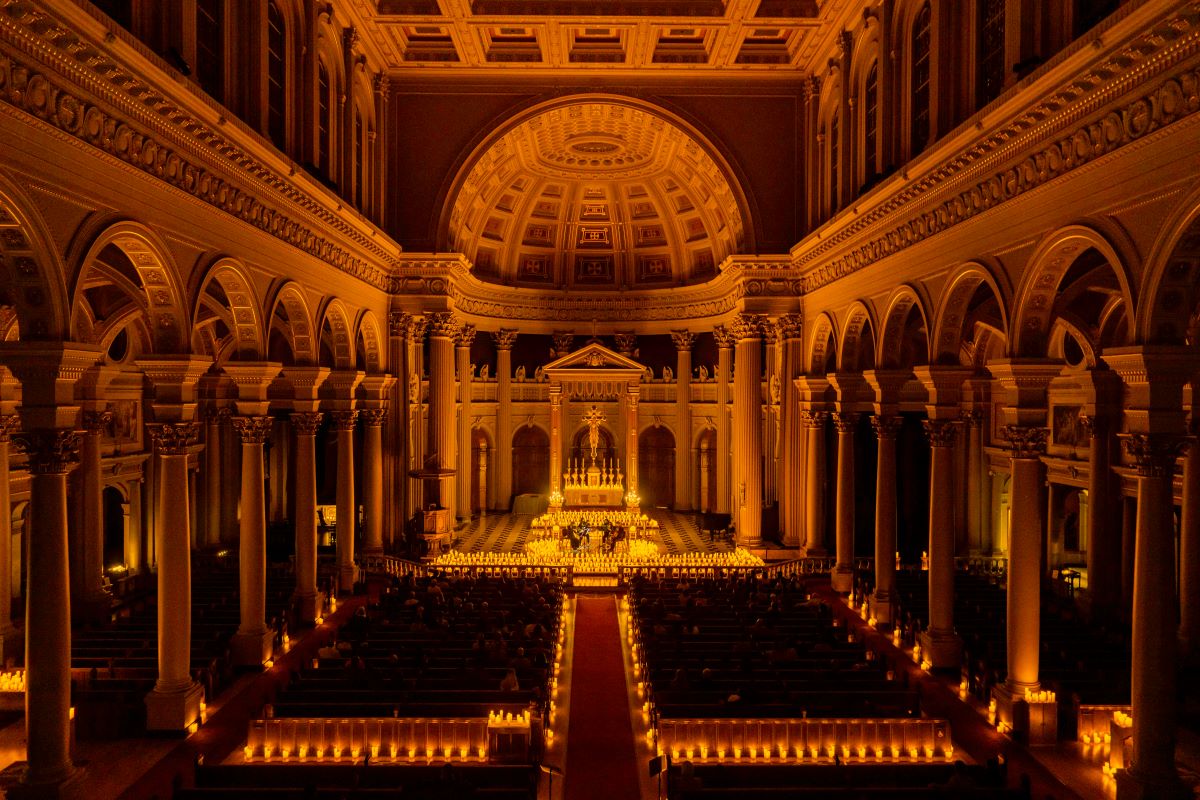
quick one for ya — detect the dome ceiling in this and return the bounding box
[446,100,749,290]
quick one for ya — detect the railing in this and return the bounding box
[656,717,954,763]
[359,554,426,579]
[954,556,1008,577]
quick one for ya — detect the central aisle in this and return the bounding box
[564,596,642,800]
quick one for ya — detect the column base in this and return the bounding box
[831,565,854,593]
[1116,768,1191,800]
[230,628,275,668]
[870,592,893,625]
[294,591,326,626]
[991,683,1057,744]
[738,536,764,549]
[918,629,962,670]
[8,765,86,800]
[144,680,204,732]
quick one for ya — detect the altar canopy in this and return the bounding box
[542,343,646,512]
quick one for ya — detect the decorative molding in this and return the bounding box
[13,428,81,474]
[922,419,958,448]
[797,6,1200,293]
[146,421,198,456]
[1001,425,1048,458]
[232,415,273,444]
[1120,432,1189,478]
[290,411,324,436]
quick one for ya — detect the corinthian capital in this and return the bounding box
[290,412,324,436]
[147,422,199,456]
[801,410,828,428]
[454,324,477,348]
[922,419,958,448]
[832,412,859,433]
[871,414,903,440]
[492,329,519,350]
[775,313,803,341]
[730,313,766,342]
[360,408,388,427]
[232,415,273,445]
[330,410,359,432]
[425,312,459,339]
[712,325,736,349]
[670,330,695,352]
[81,410,114,435]
[1120,433,1188,478]
[13,429,82,474]
[1001,425,1048,459]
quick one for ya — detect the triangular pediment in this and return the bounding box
[543,342,645,373]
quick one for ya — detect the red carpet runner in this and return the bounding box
[564,596,642,800]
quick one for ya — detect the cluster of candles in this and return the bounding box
[1024,688,1056,704]
[487,710,531,726]
[243,743,488,763]
[662,743,956,764]
[0,670,25,692]
[532,509,657,531]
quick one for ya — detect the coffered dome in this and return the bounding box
[445,97,751,290]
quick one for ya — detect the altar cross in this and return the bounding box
[582,405,607,464]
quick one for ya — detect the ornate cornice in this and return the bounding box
[492,328,518,350]
[0,1,395,290]
[13,428,81,474]
[147,421,198,456]
[871,414,903,440]
[1002,425,1048,458]
[232,415,273,445]
[360,408,387,426]
[795,3,1200,293]
[290,411,324,436]
[923,419,958,448]
[1121,432,1189,478]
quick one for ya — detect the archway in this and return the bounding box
[512,425,551,498]
[638,425,676,508]
[695,428,717,513]
[102,486,126,571]
[470,428,493,514]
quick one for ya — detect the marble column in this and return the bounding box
[361,408,387,554]
[426,313,457,511]
[714,326,734,514]
[1180,421,1200,662]
[11,429,84,795]
[732,314,765,546]
[699,442,711,513]
[963,410,987,554]
[478,441,488,516]
[76,410,112,622]
[332,410,359,592]
[1121,495,1136,616]
[1081,415,1120,615]
[493,329,517,510]
[0,417,18,662]
[776,315,804,547]
[920,419,961,669]
[455,324,476,522]
[802,411,828,554]
[992,426,1052,740]
[831,412,858,592]
[871,415,902,624]
[230,416,273,668]
[672,330,694,511]
[626,388,641,508]
[549,385,563,505]
[290,412,323,623]
[143,422,205,731]
[1117,434,1189,800]
[203,407,224,549]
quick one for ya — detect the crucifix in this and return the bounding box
[582,405,606,466]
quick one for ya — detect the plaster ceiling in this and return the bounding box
[446,99,749,290]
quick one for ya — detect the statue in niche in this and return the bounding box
[697,365,709,381]
[515,365,526,382]
[663,365,673,382]
[769,374,781,405]
[479,364,490,380]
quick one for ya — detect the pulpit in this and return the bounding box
[421,507,452,554]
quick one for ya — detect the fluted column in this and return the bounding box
[1180,419,1200,662]
[1117,434,1189,800]
[361,408,387,554]
[714,326,734,514]
[12,429,82,792]
[455,324,476,522]
[231,416,273,668]
[993,425,1052,738]
[626,389,640,509]
[203,407,226,549]
[831,412,858,592]
[290,412,323,623]
[405,316,427,517]
[871,416,902,624]
[426,313,457,511]
[0,415,18,661]
[699,442,711,512]
[75,410,112,622]
[332,411,359,592]
[672,330,694,511]
[776,315,804,547]
[549,386,563,506]
[802,411,828,554]
[963,410,987,554]
[143,422,205,730]
[732,315,764,546]
[1080,414,1120,615]
[493,329,517,510]
[920,419,961,669]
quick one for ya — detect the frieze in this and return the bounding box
[797,4,1200,293]
[0,2,394,290]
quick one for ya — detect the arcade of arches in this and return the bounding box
[1,1,1200,799]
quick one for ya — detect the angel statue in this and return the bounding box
[479,364,490,380]
[515,365,526,382]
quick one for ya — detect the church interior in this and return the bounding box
[1,0,1199,797]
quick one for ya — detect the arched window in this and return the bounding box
[317,62,331,176]
[354,110,364,209]
[911,2,931,155]
[195,0,224,101]
[266,1,287,150]
[828,110,840,215]
[978,0,1006,106]
[863,62,879,186]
